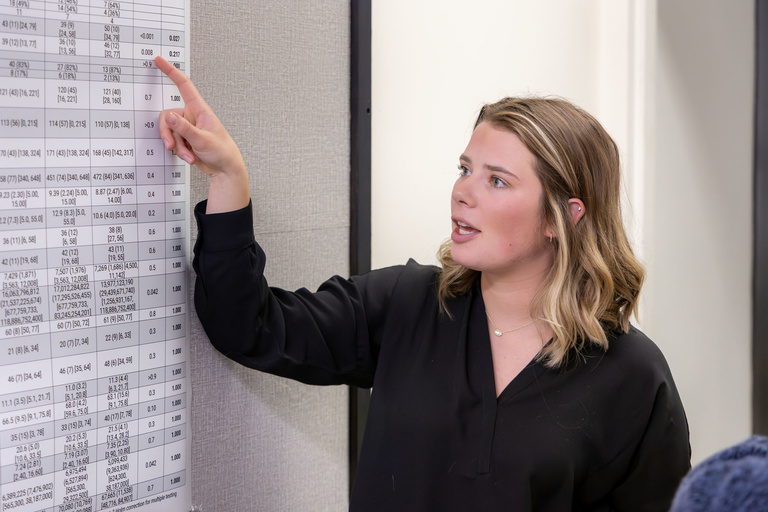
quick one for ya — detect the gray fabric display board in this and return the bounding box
[188,2,350,510]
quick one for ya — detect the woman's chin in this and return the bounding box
[449,247,480,271]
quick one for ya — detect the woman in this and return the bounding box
[155,56,690,511]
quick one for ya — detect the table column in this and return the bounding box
[159,0,186,497]
[130,2,166,501]
[0,2,56,511]
[43,2,100,510]
[87,1,141,510]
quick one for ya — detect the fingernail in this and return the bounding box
[162,138,171,150]
[182,154,194,165]
[168,113,178,127]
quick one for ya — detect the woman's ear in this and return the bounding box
[568,198,585,225]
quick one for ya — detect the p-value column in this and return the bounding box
[159,0,187,498]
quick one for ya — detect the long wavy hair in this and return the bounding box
[437,97,644,368]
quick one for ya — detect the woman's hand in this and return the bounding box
[155,56,249,213]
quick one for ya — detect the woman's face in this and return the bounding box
[450,122,554,281]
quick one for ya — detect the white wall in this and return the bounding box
[371,0,604,268]
[645,0,754,462]
[372,0,754,464]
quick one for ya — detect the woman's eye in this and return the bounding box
[491,176,506,188]
[457,164,470,176]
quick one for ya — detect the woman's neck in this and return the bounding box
[480,268,549,325]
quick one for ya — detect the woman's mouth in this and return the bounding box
[456,221,476,235]
[452,219,480,242]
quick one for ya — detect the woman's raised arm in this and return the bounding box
[155,56,249,214]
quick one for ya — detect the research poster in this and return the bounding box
[0,1,192,511]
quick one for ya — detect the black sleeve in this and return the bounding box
[192,200,403,388]
[609,371,691,511]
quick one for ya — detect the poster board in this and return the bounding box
[0,1,193,511]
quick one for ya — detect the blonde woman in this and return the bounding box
[156,57,690,511]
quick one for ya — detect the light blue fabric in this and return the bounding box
[670,436,768,512]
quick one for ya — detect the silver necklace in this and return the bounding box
[486,312,535,337]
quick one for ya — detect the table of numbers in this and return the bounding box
[0,1,192,511]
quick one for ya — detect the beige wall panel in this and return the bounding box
[187,1,351,510]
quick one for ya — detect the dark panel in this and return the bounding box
[349,0,372,494]
[754,0,768,435]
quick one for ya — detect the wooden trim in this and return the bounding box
[349,0,372,495]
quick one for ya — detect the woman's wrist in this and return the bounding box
[206,168,250,214]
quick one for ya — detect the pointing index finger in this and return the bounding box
[154,56,201,105]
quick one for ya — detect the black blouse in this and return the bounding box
[193,201,691,511]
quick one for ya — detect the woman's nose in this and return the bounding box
[452,176,475,207]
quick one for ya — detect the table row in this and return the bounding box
[0,213,186,238]
[0,79,183,112]
[1,15,184,39]
[1,366,188,414]
[1,235,186,267]
[2,391,187,441]
[1,283,186,329]
[0,219,186,247]
[0,36,184,59]
[1,59,181,85]
[1,108,168,140]
[0,184,186,209]
[3,357,186,407]
[3,432,188,486]
[0,168,184,187]
[0,50,184,75]
[0,143,185,170]
[2,456,186,511]
[3,1,184,17]
[0,286,187,335]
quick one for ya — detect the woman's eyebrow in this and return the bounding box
[485,164,520,181]
[459,154,520,181]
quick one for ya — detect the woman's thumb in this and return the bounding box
[167,112,201,144]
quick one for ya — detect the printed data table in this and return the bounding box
[0,1,192,511]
